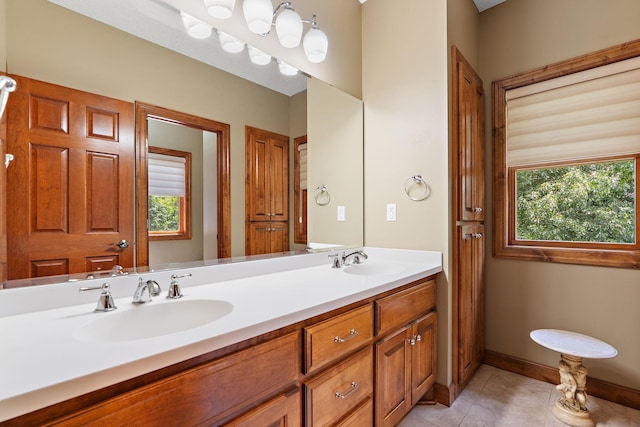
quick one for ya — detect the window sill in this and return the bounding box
[493,244,640,269]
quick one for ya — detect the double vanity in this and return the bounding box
[0,248,442,426]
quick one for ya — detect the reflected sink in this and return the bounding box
[342,262,406,276]
[74,299,233,343]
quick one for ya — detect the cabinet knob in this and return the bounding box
[334,328,358,344]
[335,381,359,399]
[474,207,483,213]
[463,233,483,240]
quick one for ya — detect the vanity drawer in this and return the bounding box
[303,303,373,374]
[375,279,436,337]
[304,346,373,427]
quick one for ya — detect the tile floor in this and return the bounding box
[399,364,640,427]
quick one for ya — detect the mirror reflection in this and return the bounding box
[1,0,363,288]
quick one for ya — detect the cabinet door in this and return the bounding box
[245,126,289,222]
[410,312,437,404]
[247,221,272,255]
[375,326,411,427]
[456,51,485,222]
[226,388,301,427]
[269,221,289,253]
[457,223,485,386]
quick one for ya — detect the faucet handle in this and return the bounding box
[168,273,191,299]
[80,283,117,312]
[329,252,343,268]
[147,279,161,297]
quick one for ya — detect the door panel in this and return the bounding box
[411,312,437,403]
[7,75,134,280]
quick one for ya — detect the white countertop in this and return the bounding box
[0,247,442,422]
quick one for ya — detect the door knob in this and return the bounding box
[115,239,130,249]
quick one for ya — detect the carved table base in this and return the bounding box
[551,354,594,427]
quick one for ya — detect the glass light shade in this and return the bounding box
[303,27,328,63]
[243,0,273,35]
[278,60,298,76]
[180,11,212,39]
[275,7,302,48]
[248,46,272,65]
[217,30,245,53]
[205,0,235,19]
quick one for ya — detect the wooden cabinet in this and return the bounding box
[9,275,439,427]
[303,305,374,425]
[374,280,438,427]
[226,388,301,427]
[452,46,486,394]
[245,126,289,256]
[457,223,485,387]
[303,304,373,374]
[247,221,289,255]
[48,332,300,426]
[304,347,373,427]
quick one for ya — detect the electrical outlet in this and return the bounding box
[386,203,396,221]
[337,205,346,221]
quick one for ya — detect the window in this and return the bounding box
[493,40,640,268]
[148,147,192,241]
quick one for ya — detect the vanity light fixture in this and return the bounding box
[206,0,328,63]
[204,0,235,19]
[217,30,245,53]
[277,59,298,76]
[248,45,272,65]
[180,11,212,39]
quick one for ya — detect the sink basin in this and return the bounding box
[74,299,233,343]
[343,262,405,276]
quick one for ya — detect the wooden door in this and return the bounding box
[410,312,437,404]
[0,78,7,284]
[6,75,134,279]
[375,325,410,427]
[455,50,485,222]
[457,223,485,387]
[245,126,289,222]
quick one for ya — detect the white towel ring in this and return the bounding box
[404,175,430,201]
[314,185,331,206]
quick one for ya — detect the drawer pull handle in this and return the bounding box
[334,329,358,343]
[335,381,359,399]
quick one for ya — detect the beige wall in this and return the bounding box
[479,0,640,389]
[362,0,450,384]
[5,0,291,258]
[0,0,5,72]
[288,90,308,251]
[307,78,363,248]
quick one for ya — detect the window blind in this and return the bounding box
[148,152,186,197]
[298,143,307,190]
[506,56,640,167]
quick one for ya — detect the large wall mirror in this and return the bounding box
[2,0,363,287]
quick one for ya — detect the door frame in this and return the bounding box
[135,102,231,267]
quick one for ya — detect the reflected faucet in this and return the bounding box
[132,277,161,304]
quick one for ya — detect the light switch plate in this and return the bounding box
[337,205,346,221]
[386,203,396,221]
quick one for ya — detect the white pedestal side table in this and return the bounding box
[530,329,617,427]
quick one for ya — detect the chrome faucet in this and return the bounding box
[342,250,368,266]
[329,250,369,268]
[132,277,161,304]
[79,283,117,312]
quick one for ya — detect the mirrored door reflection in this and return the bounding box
[147,119,218,266]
